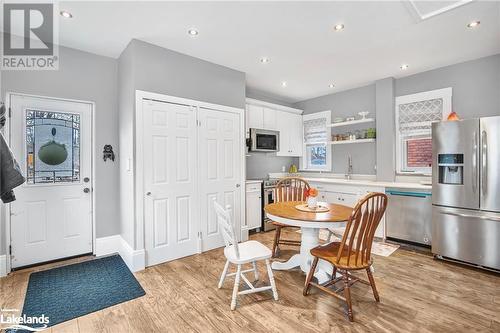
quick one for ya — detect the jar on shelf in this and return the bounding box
[366,128,376,139]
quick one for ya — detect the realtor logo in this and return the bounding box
[2,2,59,70]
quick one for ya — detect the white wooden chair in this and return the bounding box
[213,200,278,310]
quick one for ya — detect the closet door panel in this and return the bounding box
[198,108,242,251]
[143,100,199,266]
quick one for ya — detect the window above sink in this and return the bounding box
[301,110,331,171]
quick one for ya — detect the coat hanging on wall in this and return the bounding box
[1,102,26,202]
[0,103,6,128]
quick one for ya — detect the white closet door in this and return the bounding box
[143,100,199,266]
[198,108,242,252]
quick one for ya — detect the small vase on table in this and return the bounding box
[305,188,319,209]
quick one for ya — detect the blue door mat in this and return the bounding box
[12,254,145,332]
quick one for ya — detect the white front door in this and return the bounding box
[143,100,199,266]
[198,108,241,251]
[9,94,93,269]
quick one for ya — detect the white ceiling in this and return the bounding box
[45,1,500,102]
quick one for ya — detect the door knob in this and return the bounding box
[84,177,90,183]
[83,188,90,193]
[146,192,152,196]
[236,184,241,188]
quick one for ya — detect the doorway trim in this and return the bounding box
[4,92,96,274]
[134,90,246,258]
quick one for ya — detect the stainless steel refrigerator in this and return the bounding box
[432,116,500,271]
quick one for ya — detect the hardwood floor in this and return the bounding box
[1,230,499,332]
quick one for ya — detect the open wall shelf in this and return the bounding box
[327,118,375,128]
[328,138,376,145]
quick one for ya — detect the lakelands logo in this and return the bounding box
[1,309,49,332]
[1,2,59,70]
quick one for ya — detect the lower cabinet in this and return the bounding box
[311,182,385,239]
[322,191,360,207]
[244,183,262,231]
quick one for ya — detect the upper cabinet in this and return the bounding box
[246,104,264,130]
[276,111,303,157]
[246,98,303,157]
[263,107,277,130]
[246,105,277,130]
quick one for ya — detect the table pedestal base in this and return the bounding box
[271,227,335,284]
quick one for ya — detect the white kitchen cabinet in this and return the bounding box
[322,191,360,207]
[245,182,262,231]
[246,104,264,130]
[276,111,303,157]
[263,107,277,130]
[275,110,290,155]
[290,113,303,155]
[245,105,277,131]
[245,99,303,147]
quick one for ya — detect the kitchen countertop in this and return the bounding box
[303,177,432,191]
[245,179,263,185]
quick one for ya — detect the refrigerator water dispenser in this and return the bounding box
[438,154,463,185]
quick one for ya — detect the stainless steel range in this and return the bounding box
[262,178,280,232]
[432,116,500,271]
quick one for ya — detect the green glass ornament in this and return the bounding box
[38,127,68,165]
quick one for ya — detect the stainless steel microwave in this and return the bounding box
[249,128,279,152]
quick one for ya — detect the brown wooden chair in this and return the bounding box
[303,192,388,322]
[271,177,310,257]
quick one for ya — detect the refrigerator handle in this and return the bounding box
[472,131,478,193]
[441,210,500,222]
[481,130,487,196]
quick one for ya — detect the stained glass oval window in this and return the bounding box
[26,110,80,184]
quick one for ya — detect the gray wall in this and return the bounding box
[246,154,299,179]
[396,54,500,119]
[1,46,120,255]
[132,39,246,109]
[292,53,500,180]
[294,84,377,175]
[117,42,136,248]
[246,87,295,108]
[118,39,246,249]
[375,78,395,181]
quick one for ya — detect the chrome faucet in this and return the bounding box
[345,155,353,180]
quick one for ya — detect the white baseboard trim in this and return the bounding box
[120,238,146,273]
[0,255,6,278]
[95,235,122,257]
[95,235,145,272]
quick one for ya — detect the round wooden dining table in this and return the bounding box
[264,201,353,284]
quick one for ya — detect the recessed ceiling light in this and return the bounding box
[281,81,287,87]
[260,57,269,64]
[60,10,73,19]
[400,64,409,70]
[187,29,199,36]
[334,23,345,31]
[328,83,335,88]
[467,20,480,28]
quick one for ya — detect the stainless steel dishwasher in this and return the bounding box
[385,188,432,245]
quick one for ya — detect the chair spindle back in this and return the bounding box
[336,192,388,267]
[213,200,239,259]
[275,177,310,203]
